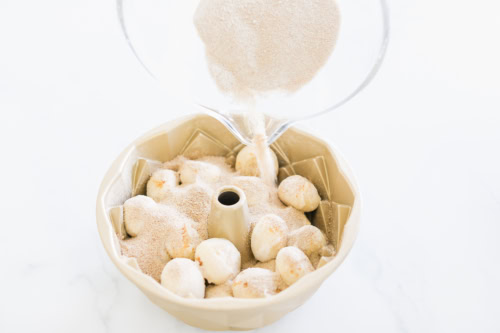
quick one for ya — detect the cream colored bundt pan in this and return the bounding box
[96,114,361,331]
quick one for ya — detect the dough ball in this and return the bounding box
[235,145,279,177]
[179,160,221,185]
[205,282,233,298]
[276,246,314,286]
[123,195,156,237]
[161,258,205,299]
[147,169,179,202]
[232,268,280,298]
[231,176,270,206]
[287,225,327,256]
[251,214,288,262]
[195,238,241,285]
[165,220,202,260]
[278,175,321,212]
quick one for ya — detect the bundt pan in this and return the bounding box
[96,113,361,330]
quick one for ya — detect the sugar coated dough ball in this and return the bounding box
[123,195,157,237]
[278,175,321,212]
[205,282,233,298]
[232,268,280,298]
[288,225,327,256]
[147,169,179,202]
[231,176,270,206]
[235,145,279,177]
[251,214,288,262]
[179,160,221,185]
[276,246,314,286]
[165,220,202,260]
[195,238,241,285]
[161,258,205,299]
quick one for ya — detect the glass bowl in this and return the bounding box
[117,0,389,144]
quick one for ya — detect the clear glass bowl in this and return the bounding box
[117,0,389,144]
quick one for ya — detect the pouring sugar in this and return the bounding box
[194,0,340,186]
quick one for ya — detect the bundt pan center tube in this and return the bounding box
[208,185,252,263]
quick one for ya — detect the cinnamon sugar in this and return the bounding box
[194,0,340,98]
[119,155,325,283]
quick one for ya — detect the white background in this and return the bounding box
[1,0,499,332]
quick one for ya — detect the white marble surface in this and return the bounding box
[1,0,500,332]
